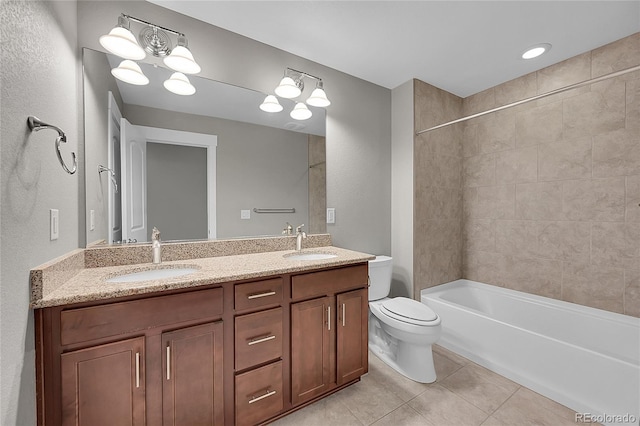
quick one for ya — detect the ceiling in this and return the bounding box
[148,1,640,97]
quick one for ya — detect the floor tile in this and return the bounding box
[371,405,427,426]
[438,362,520,414]
[408,384,490,426]
[270,392,363,426]
[486,387,581,426]
[338,372,405,425]
[368,351,432,402]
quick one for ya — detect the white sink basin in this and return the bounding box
[106,267,199,283]
[285,252,337,261]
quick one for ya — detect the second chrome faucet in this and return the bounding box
[295,224,307,251]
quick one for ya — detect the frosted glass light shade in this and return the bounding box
[163,46,201,74]
[111,60,149,85]
[275,77,302,98]
[260,95,284,113]
[306,87,331,107]
[164,72,196,95]
[290,102,312,120]
[100,27,146,60]
[522,43,551,59]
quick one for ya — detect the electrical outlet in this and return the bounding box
[50,209,59,240]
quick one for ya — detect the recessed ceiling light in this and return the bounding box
[522,43,552,59]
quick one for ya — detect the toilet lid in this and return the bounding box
[381,297,438,324]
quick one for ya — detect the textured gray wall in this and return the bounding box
[1,2,80,424]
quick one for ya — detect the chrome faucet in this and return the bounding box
[295,224,307,251]
[151,227,161,264]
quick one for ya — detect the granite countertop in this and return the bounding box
[31,247,374,308]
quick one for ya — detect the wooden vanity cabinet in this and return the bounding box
[36,261,369,426]
[290,265,369,406]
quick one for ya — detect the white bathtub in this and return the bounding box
[422,280,640,425]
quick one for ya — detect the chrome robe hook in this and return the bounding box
[27,116,77,175]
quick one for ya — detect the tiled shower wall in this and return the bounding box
[414,33,639,317]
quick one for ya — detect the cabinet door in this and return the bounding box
[60,337,145,426]
[336,288,368,385]
[291,296,332,405]
[162,322,224,426]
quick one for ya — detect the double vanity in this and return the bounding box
[31,235,373,425]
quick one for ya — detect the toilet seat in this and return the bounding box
[380,297,438,326]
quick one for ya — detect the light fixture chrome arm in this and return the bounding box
[121,14,185,37]
[27,116,77,175]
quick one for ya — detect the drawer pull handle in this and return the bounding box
[166,346,171,380]
[247,335,276,346]
[247,291,276,300]
[342,303,346,327]
[135,352,140,388]
[249,389,276,404]
[327,305,331,331]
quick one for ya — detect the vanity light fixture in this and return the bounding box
[163,72,196,95]
[522,43,552,59]
[259,95,284,112]
[111,60,149,85]
[290,102,312,120]
[261,67,331,120]
[100,14,200,95]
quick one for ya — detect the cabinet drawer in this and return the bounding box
[291,264,368,301]
[235,361,283,426]
[60,287,223,346]
[235,307,282,371]
[234,278,283,311]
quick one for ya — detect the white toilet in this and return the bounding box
[368,256,441,383]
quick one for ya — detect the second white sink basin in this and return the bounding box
[106,267,199,283]
[285,252,337,261]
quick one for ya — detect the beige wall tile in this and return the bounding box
[515,101,563,148]
[494,72,537,107]
[538,136,592,181]
[416,153,462,189]
[515,182,564,221]
[463,87,495,116]
[625,269,640,317]
[463,220,495,252]
[593,128,640,178]
[495,220,538,258]
[463,250,502,285]
[537,221,591,264]
[562,263,625,313]
[627,78,640,130]
[414,219,462,292]
[415,79,463,131]
[416,186,461,220]
[562,177,626,221]
[591,222,640,270]
[464,185,515,220]
[463,154,496,187]
[537,52,591,94]
[417,124,463,158]
[627,175,640,222]
[476,110,516,155]
[498,254,562,298]
[562,80,626,140]
[496,146,538,184]
[591,32,640,77]
[463,123,480,158]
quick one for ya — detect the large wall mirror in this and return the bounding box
[83,48,326,246]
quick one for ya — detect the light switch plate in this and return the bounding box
[326,208,335,224]
[90,210,95,231]
[241,209,251,220]
[50,209,59,240]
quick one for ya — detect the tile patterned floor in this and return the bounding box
[272,345,582,425]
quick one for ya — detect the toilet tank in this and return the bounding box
[368,256,393,301]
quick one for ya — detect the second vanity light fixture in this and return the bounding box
[99,14,200,95]
[260,68,331,120]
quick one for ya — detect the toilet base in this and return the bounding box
[368,315,437,383]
